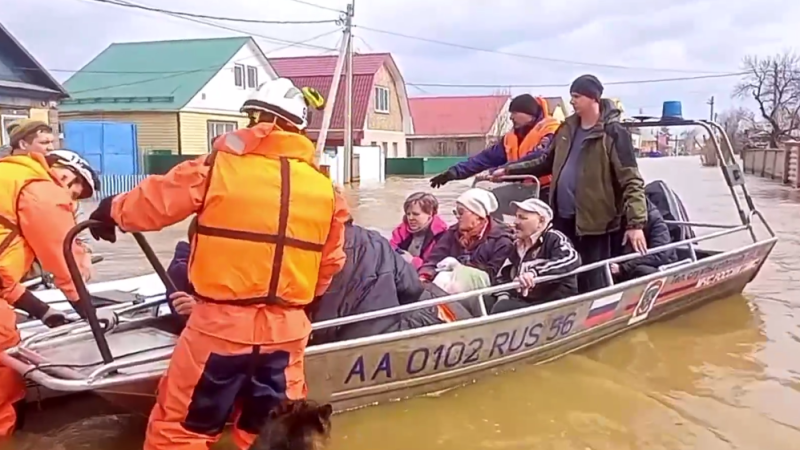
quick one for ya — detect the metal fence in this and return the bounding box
[93,174,148,200]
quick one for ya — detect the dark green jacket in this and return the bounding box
[506,99,647,236]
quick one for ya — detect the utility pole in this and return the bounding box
[707,96,715,121]
[315,3,354,184]
[343,2,354,185]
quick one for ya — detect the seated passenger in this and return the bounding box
[611,199,677,281]
[309,216,462,345]
[490,198,581,314]
[164,218,197,328]
[419,188,514,287]
[390,192,448,270]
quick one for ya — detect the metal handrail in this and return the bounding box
[310,224,750,331]
[61,221,177,365]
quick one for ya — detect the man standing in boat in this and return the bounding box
[88,78,348,450]
[428,94,561,197]
[493,75,648,293]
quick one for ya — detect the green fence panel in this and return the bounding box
[385,157,468,176]
[146,153,197,175]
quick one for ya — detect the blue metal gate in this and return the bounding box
[63,121,139,175]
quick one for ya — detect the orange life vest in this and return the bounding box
[0,154,54,292]
[503,96,562,186]
[188,124,336,307]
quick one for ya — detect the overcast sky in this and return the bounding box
[3,0,798,120]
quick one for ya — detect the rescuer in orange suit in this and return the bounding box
[0,151,100,438]
[88,77,348,450]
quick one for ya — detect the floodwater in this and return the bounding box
[8,157,800,450]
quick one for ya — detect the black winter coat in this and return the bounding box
[494,227,581,305]
[309,222,438,345]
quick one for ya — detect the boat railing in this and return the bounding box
[13,218,752,351]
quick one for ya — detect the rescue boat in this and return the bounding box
[5,116,777,417]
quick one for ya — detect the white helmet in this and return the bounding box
[241,77,308,130]
[45,150,99,200]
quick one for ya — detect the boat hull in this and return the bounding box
[86,240,773,416]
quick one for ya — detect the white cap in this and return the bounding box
[511,197,553,222]
[456,188,499,218]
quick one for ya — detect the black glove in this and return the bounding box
[15,290,70,328]
[430,169,457,188]
[88,195,119,243]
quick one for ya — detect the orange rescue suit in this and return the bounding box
[109,123,348,450]
[0,153,87,438]
[503,96,562,187]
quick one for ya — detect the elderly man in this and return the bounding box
[495,75,648,293]
[490,198,581,314]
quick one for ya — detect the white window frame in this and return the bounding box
[1,114,27,146]
[374,86,390,113]
[207,120,238,151]
[246,65,258,89]
[234,64,245,89]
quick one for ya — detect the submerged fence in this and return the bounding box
[92,174,148,201]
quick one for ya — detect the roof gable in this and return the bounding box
[0,22,67,98]
[409,95,510,136]
[61,36,250,112]
[271,53,392,131]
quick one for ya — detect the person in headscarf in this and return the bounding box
[490,198,581,314]
[419,188,513,285]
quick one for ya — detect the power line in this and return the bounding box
[66,29,341,95]
[356,25,734,75]
[407,72,747,89]
[82,0,339,24]
[284,0,344,13]
[105,0,338,51]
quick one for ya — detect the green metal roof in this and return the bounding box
[61,36,250,112]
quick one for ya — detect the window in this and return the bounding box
[374,86,390,113]
[246,66,258,88]
[207,121,238,151]
[436,141,447,155]
[392,142,398,157]
[406,141,413,156]
[381,142,388,155]
[234,64,244,88]
[455,140,467,156]
[371,141,378,147]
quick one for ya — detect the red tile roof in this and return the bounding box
[270,53,393,135]
[409,95,510,137]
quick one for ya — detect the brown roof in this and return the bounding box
[269,53,394,135]
[409,95,509,136]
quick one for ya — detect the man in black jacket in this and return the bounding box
[611,200,677,281]
[491,198,582,314]
[308,218,447,344]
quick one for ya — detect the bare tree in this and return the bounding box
[734,51,800,147]
[681,129,701,154]
[717,107,754,154]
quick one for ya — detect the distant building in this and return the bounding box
[270,52,413,155]
[407,95,569,157]
[60,36,277,155]
[0,21,69,147]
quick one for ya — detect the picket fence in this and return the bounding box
[92,174,148,201]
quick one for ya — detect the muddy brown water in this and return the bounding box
[7,157,800,450]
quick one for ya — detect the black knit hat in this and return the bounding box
[509,94,541,117]
[570,74,603,102]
